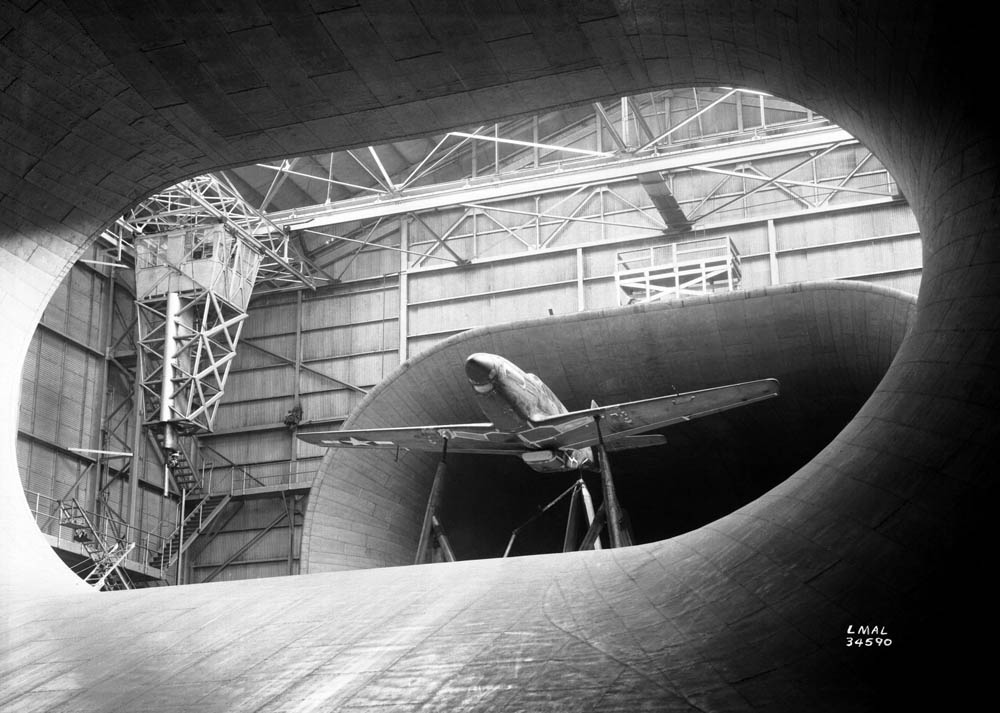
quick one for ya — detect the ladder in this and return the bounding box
[58,498,134,591]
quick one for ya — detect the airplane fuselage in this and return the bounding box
[465,353,595,472]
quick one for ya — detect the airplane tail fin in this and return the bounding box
[590,399,599,409]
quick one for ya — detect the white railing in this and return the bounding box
[205,464,317,497]
[616,236,739,272]
[615,236,741,305]
[24,490,167,573]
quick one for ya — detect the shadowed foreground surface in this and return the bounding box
[2,539,904,712]
[2,1,998,711]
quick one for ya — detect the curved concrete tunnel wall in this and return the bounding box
[302,281,917,569]
[1,1,998,709]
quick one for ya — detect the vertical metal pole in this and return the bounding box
[692,88,704,137]
[620,97,629,148]
[534,196,541,248]
[728,245,734,292]
[811,154,820,204]
[767,219,780,285]
[126,360,144,528]
[741,171,748,220]
[532,115,540,168]
[494,123,500,174]
[471,208,478,260]
[599,186,606,242]
[91,270,117,517]
[415,441,447,564]
[562,482,582,552]
[576,248,585,312]
[291,289,303,477]
[672,243,679,299]
[326,153,334,203]
[664,91,672,145]
[285,492,295,575]
[398,217,409,363]
[594,105,603,153]
[593,418,624,548]
[177,486,186,585]
[160,291,180,452]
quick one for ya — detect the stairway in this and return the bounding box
[86,542,135,590]
[154,431,202,496]
[58,498,133,591]
[148,493,231,570]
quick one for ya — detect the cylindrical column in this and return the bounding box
[160,291,180,451]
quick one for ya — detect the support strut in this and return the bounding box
[415,439,448,564]
[593,416,628,548]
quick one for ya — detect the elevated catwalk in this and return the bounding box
[2,1,998,710]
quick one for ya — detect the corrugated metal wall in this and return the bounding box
[18,246,187,568]
[188,497,302,583]
[19,252,106,512]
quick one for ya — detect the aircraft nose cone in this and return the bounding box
[465,353,496,385]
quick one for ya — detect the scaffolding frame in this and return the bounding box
[615,236,742,304]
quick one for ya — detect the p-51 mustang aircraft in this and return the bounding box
[298,353,779,474]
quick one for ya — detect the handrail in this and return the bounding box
[615,235,742,305]
[26,489,165,572]
[204,465,317,497]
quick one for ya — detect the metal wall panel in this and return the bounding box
[738,257,773,289]
[409,253,576,304]
[204,430,293,466]
[302,319,397,361]
[242,302,298,339]
[214,397,297,433]
[304,353,386,389]
[224,365,295,402]
[583,279,621,308]
[300,388,365,421]
[335,243,399,283]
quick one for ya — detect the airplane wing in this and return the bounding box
[297,422,528,455]
[515,378,780,449]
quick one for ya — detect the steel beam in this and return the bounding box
[637,89,739,152]
[636,172,692,230]
[692,163,891,199]
[266,127,855,230]
[448,131,612,159]
[410,211,470,266]
[303,226,457,264]
[692,142,847,223]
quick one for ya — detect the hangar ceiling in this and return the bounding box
[122,87,889,285]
